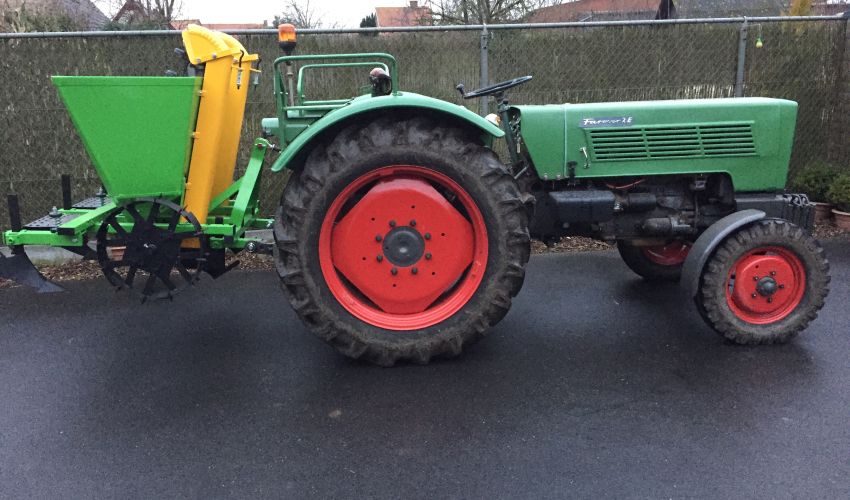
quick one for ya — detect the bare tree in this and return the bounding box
[2,0,90,32]
[148,0,179,21]
[94,0,181,28]
[273,0,329,29]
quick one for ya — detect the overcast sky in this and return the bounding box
[177,0,406,28]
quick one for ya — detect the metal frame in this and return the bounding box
[3,138,274,252]
[271,53,399,147]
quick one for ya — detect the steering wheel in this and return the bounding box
[456,75,532,99]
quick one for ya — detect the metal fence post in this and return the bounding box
[479,24,490,115]
[735,18,748,97]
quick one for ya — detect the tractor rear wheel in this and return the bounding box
[695,219,829,344]
[274,117,530,365]
[617,240,691,282]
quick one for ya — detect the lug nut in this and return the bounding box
[391,267,398,276]
[779,284,785,289]
[770,271,776,276]
[389,220,396,227]
[412,267,418,275]
[410,219,417,227]
[753,276,759,281]
[377,255,383,262]
[425,252,432,260]
[751,293,758,298]
[767,297,773,303]
[375,234,382,242]
[424,232,431,240]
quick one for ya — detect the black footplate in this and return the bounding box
[23,213,79,231]
[72,196,112,209]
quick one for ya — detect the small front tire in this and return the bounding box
[695,219,829,344]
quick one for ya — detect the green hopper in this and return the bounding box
[52,76,201,202]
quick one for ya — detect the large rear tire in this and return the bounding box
[274,117,530,365]
[695,219,829,344]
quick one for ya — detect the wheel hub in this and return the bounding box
[325,173,481,318]
[382,226,425,267]
[756,276,778,297]
[726,247,806,324]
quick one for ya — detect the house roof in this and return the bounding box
[170,20,266,31]
[5,0,108,29]
[813,2,850,16]
[528,0,661,22]
[111,0,146,24]
[204,23,266,30]
[375,3,433,27]
[674,0,788,16]
[170,19,201,30]
[527,0,818,22]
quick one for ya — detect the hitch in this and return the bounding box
[1,194,64,293]
[0,250,64,293]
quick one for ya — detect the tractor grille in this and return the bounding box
[588,123,756,161]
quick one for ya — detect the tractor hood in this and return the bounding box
[512,97,798,191]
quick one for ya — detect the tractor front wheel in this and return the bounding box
[695,219,829,344]
[274,117,530,365]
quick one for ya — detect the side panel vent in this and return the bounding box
[588,123,756,161]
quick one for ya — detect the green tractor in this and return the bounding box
[1,25,830,365]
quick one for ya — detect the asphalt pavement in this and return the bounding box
[1,240,848,499]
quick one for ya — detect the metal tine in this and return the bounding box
[125,204,146,225]
[124,265,138,288]
[141,272,158,302]
[168,209,182,231]
[108,216,129,237]
[146,200,161,224]
[175,261,193,283]
[159,272,177,291]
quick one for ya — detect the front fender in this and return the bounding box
[269,92,504,172]
[681,209,767,298]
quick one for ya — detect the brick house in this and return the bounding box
[375,0,433,27]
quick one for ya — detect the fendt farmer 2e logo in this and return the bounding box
[580,116,635,127]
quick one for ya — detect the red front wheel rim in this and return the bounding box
[725,246,806,324]
[641,241,691,266]
[318,165,489,331]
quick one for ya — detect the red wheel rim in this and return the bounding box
[725,246,806,324]
[318,165,489,330]
[641,241,691,266]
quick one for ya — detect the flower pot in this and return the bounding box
[832,209,850,231]
[812,202,834,223]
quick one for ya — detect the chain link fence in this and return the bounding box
[1,16,847,233]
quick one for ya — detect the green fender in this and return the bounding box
[268,92,504,172]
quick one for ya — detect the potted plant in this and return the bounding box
[789,161,839,222]
[826,174,850,230]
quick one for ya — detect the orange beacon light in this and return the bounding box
[278,24,297,55]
